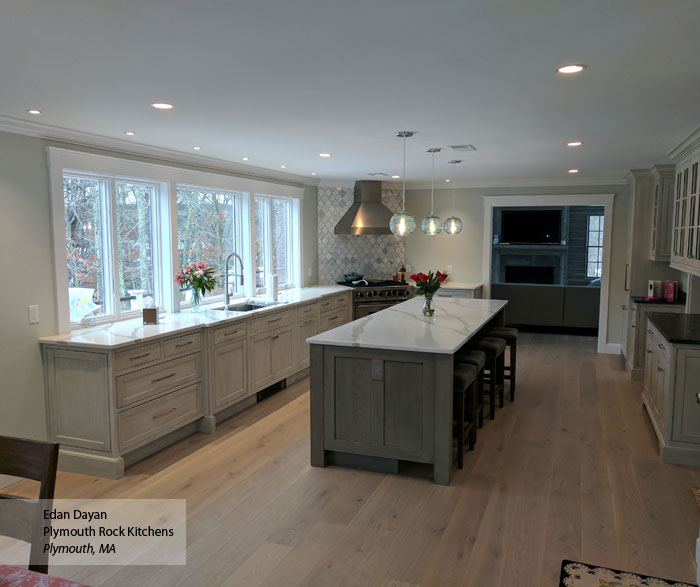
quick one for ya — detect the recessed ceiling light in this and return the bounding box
[568,169,580,174]
[391,175,400,179]
[123,131,135,136]
[193,146,201,151]
[27,109,41,115]
[557,64,586,74]
[567,141,583,147]
[280,165,287,169]
[319,153,332,158]
[311,172,317,176]
[151,102,174,110]
[241,157,249,161]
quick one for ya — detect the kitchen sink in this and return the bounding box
[215,300,286,312]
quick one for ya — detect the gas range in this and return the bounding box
[337,280,413,318]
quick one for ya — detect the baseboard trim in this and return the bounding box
[598,342,621,355]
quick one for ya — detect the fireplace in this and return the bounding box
[505,265,555,285]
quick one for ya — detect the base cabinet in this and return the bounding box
[627,301,684,379]
[643,318,700,465]
[213,339,247,409]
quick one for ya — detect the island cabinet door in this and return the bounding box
[672,348,700,444]
[323,347,435,462]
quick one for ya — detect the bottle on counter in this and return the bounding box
[399,264,407,283]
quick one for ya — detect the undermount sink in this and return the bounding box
[215,300,286,312]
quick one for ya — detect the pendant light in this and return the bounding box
[443,159,464,235]
[421,147,442,235]
[390,130,416,235]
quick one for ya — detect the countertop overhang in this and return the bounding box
[307,297,507,354]
[647,312,700,345]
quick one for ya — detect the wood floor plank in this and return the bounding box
[5,334,699,586]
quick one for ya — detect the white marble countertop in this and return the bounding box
[307,297,507,354]
[39,285,349,349]
[441,281,483,290]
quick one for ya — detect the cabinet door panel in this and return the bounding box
[271,326,295,378]
[249,334,272,391]
[672,349,700,444]
[296,319,318,369]
[325,356,374,447]
[213,340,247,409]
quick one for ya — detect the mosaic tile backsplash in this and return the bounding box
[318,186,406,284]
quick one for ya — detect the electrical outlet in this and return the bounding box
[28,305,39,325]
[446,265,453,274]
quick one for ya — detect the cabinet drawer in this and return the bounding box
[116,353,202,408]
[320,294,348,315]
[297,302,319,320]
[114,343,162,374]
[213,320,248,345]
[250,309,293,333]
[163,331,201,358]
[118,383,203,453]
[319,309,345,332]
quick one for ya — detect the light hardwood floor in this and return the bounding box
[6,333,700,586]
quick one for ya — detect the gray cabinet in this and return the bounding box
[650,165,675,261]
[626,302,684,379]
[642,319,700,465]
[322,347,435,463]
[670,129,700,276]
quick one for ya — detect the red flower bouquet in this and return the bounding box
[409,270,447,316]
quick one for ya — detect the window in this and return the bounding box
[586,215,604,278]
[176,187,245,304]
[254,195,299,291]
[63,175,160,325]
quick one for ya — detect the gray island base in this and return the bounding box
[308,297,508,485]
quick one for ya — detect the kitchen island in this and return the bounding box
[307,296,507,485]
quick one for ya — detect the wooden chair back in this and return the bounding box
[0,435,59,574]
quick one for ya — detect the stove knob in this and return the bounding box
[378,291,384,296]
[357,292,363,298]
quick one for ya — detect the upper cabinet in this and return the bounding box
[670,128,700,277]
[650,165,675,261]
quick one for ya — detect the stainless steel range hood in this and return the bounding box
[334,180,393,235]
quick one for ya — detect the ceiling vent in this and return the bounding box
[367,172,389,177]
[448,144,477,152]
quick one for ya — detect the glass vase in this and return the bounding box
[422,293,435,317]
[191,288,202,312]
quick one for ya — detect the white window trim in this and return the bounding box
[48,147,304,333]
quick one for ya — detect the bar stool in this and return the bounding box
[453,364,478,469]
[455,349,485,429]
[484,327,518,401]
[468,337,506,419]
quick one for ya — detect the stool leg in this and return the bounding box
[469,380,476,451]
[498,352,505,408]
[510,342,517,401]
[457,392,464,469]
[477,370,484,428]
[488,357,496,419]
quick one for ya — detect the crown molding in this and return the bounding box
[0,115,319,188]
[406,176,627,189]
[668,126,700,163]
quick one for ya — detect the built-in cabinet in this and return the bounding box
[650,165,675,261]
[625,301,684,379]
[670,128,700,277]
[41,290,352,478]
[643,319,700,465]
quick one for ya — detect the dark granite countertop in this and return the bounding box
[631,296,684,306]
[647,313,700,345]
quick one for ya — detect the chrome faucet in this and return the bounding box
[224,252,245,307]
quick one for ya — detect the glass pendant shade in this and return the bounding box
[443,216,463,235]
[421,215,442,235]
[390,211,416,236]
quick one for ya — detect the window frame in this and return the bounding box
[586,214,604,279]
[48,148,305,332]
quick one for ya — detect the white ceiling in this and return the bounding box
[1,0,699,186]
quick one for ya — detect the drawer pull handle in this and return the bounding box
[647,329,652,334]
[272,335,279,340]
[130,352,151,360]
[647,349,652,354]
[153,407,177,420]
[152,373,176,383]
[175,341,194,348]
[328,317,338,321]
[300,320,314,327]
[224,330,242,337]
[658,343,665,350]
[268,317,282,323]
[657,366,664,373]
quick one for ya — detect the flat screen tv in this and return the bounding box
[500,209,562,244]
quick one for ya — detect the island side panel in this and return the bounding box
[310,343,326,467]
[432,353,454,486]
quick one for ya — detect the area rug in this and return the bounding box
[559,559,696,587]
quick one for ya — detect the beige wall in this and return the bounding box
[0,130,318,440]
[405,184,630,346]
